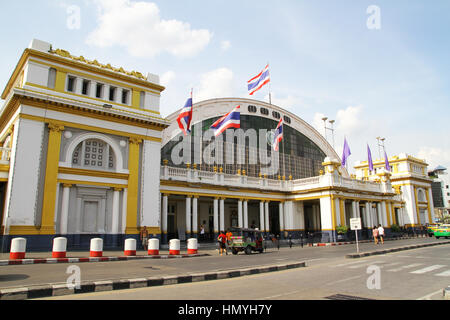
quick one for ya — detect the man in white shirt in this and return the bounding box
[377,224,385,244]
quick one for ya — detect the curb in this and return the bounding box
[345,240,450,259]
[308,236,428,247]
[0,253,209,267]
[0,261,307,300]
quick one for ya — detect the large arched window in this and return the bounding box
[417,189,426,202]
[72,138,115,170]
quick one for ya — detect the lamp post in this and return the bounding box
[322,117,336,149]
[376,137,385,159]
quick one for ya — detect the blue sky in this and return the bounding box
[0,0,449,172]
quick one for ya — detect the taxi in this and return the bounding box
[427,223,442,237]
[434,224,450,239]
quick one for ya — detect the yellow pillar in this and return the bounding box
[339,198,345,226]
[125,137,142,234]
[131,89,141,108]
[385,201,391,227]
[425,188,432,224]
[40,122,64,234]
[55,70,67,92]
[330,195,336,231]
[391,203,397,225]
[414,186,420,226]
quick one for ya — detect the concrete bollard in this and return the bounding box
[169,239,180,255]
[148,238,159,255]
[124,238,137,256]
[90,238,103,257]
[10,238,26,260]
[187,238,198,254]
[52,237,67,258]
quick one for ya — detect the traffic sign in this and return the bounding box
[350,218,362,230]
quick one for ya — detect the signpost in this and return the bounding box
[350,218,362,254]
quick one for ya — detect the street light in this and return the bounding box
[376,137,386,159]
[322,117,335,149]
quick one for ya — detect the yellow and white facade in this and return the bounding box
[0,39,168,251]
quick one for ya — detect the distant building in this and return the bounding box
[428,165,450,219]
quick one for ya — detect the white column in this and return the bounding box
[213,198,219,233]
[381,202,388,227]
[111,187,121,234]
[238,199,243,228]
[186,196,192,235]
[376,202,382,227]
[365,202,372,228]
[259,201,265,231]
[243,200,248,228]
[121,188,128,233]
[60,184,72,235]
[279,202,284,233]
[219,198,225,232]
[264,201,270,232]
[192,196,198,235]
[162,194,168,235]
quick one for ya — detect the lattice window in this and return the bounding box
[72,139,115,170]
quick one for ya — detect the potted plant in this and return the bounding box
[336,225,348,242]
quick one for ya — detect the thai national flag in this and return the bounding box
[273,118,283,151]
[176,93,193,136]
[210,105,240,137]
[248,64,270,96]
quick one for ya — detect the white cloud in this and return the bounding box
[194,68,234,102]
[417,147,450,171]
[336,105,364,135]
[86,0,212,58]
[160,71,176,87]
[220,40,231,51]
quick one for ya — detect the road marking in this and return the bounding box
[410,265,446,274]
[260,290,301,300]
[386,263,423,272]
[379,262,401,268]
[334,260,371,268]
[347,261,383,269]
[435,269,450,277]
[417,289,444,300]
[325,275,362,286]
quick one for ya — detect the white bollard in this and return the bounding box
[187,238,198,254]
[169,239,180,255]
[10,238,26,260]
[90,238,103,257]
[124,238,136,256]
[52,237,67,258]
[148,238,159,255]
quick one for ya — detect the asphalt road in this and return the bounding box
[41,243,450,300]
[1,237,449,300]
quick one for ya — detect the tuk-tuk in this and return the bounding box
[228,227,265,255]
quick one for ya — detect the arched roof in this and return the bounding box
[163,97,345,175]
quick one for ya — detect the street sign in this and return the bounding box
[350,218,362,230]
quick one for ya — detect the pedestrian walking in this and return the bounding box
[372,226,379,245]
[140,226,149,251]
[225,229,233,255]
[217,231,226,256]
[378,224,385,244]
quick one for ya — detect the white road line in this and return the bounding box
[260,290,301,300]
[325,275,362,286]
[348,261,384,269]
[379,262,401,268]
[435,269,450,277]
[386,263,423,272]
[334,260,372,268]
[417,289,444,300]
[410,265,446,274]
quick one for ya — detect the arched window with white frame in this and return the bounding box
[72,138,116,170]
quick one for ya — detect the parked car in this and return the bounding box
[434,224,450,239]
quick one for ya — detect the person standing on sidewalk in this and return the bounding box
[218,231,227,256]
[372,226,379,245]
[225,229,233,255]
[378,224,385,244]
[140,226,149,251]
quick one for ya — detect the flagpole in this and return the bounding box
[268,61,272,105]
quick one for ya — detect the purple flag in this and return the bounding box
[367,144,374,171]
[341,138,351,167]
[384,150,390,171]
